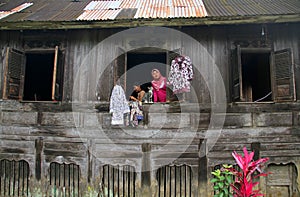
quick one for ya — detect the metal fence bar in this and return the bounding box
[0,159,30,197]
[156,164,192,197]
[49,162,80,197]
[101,165,136,197]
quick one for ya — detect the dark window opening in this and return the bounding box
[23,53,54,101]
[126,52,167,98]
[3,46,64,102]
[241,53,272,102]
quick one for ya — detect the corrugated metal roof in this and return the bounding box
[203,0,300,17]
[77,0,122,20]
[77,0,207,20]
[0,0,91,22]
[0,2,32,20]
[0,0,299,22]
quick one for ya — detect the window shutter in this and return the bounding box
[232,45,243,101]
[114,47,127,91]
[272,49,296,102]
[2,48,26,100]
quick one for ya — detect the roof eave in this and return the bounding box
[0,14,299,30]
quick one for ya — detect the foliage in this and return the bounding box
[228,147,269,197]
[211,164,234,197]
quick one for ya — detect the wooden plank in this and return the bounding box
[2,47,10,99]
[52,46,59,100]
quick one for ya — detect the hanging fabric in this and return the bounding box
[168,55,194,94]
[129,101,143,127]
[109,85,130,125]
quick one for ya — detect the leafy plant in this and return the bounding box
[211,164,234,197]
[228,147,269,197]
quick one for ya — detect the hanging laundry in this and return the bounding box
[168,55,194,94]
[129,101,143,127]
[109,85,130,125]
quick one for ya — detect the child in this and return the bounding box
[151,69,167,102]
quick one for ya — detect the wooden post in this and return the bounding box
[141,143,151,195]
[35,137,43,181]
[199,139,207,196]
[87,139,93,183]
[251,142,261,161]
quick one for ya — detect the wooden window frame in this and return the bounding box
[2,46,63,102]
[231,46,296,103]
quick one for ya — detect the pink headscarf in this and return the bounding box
[151,69,166,91]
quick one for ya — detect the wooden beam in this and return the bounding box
[0,14,299,30]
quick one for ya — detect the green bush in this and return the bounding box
[211,164,234,197]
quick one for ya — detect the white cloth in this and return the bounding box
[109,85,130,125]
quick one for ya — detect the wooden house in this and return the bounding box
[0,0,299,196]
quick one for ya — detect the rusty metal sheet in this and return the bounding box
[77,0,207,21]
[0,2,32,20]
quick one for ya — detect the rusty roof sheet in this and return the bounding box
[76,0,207,20]
[133,0,207,19]
[0,2,32,20]
[203,0,300,17]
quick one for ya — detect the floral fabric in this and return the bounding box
[129,101,143,127]
[168,56,194,94]
[109,85,130,125]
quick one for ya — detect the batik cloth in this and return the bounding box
[129,101,143,127]
[168,56,194,94]
[109,85,130,125]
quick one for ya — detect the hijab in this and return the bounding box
[151,69,166,91]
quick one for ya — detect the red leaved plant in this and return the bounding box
[228,147,269,197]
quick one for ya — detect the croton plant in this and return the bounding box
[211,147,269,197]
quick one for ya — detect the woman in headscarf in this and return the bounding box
[151,69,167,102]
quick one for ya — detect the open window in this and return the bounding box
[113,47,183,101]
[2,46,64,101]
[231,46,296,102]
[125,48,167,98]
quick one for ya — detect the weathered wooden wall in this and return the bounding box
[0,24,299,103]
[0,101,300,196]
[0,23,299,196]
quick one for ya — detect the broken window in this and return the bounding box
[2,46,64,101]
[232,46,296,102]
